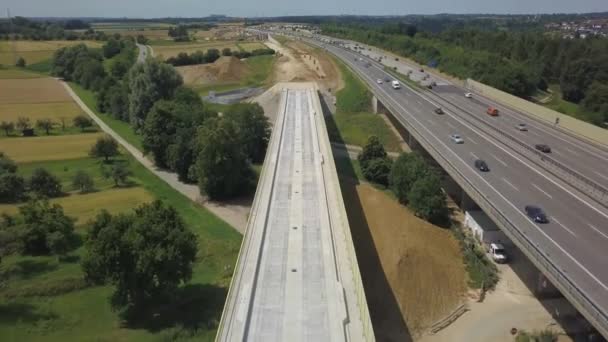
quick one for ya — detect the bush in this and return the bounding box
[90,135,119,162]
[361,157,392,186]
[73,115,93,131]
[389,153,430,204]
[15,57,26,67]
[72,170,95,193]
[407,173,449,225]
[29,168,63,198]
[0,173,26,203]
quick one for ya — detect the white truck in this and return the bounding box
[489,243,508,263]
[391,80,401,89]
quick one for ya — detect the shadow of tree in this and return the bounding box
[0,302,57,324]
[2,259,58,280]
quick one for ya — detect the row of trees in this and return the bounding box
[322,23,608,126]
[0,115,94,137]
[358,137,449,225]
[0,153,64,203]
[165,47,276,67]
[0,17,107,41]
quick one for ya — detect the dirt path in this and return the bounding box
[63,82,250,234]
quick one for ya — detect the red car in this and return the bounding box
[486,107,499,116]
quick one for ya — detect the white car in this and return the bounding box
[450,134,464,144]
[465,92,473,98]
[490,243,508,263]
[516,123,528,131]
[377,79,383,84]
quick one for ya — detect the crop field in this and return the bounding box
[1,133,103,163]
[0,67,44,79]
[0,102,83,123]
[0,40,102,65]
[0,78,73,104]
[102,28,171,40]
[92,22,173,30]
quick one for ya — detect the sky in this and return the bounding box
[4,0,608,18]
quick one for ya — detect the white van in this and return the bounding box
[391,80,401,89]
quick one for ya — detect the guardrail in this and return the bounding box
[263,32,608,338]
[423,89,608,207]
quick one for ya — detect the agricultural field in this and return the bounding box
[0,67,43,79]
[0,40,102,65]
[151,40,268,60]
[1,133,103,163]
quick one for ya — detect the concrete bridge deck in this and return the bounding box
[216,83,373,342]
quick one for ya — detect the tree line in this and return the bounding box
[165,47,275,67]
[0,114,94,137]
[322,22,608,126]
[51,41,271,201]
[0,17,107,41]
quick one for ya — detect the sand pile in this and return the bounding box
[177,56,250,85]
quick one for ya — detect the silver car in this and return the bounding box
[450,134,464,144]
[516,123,528,131]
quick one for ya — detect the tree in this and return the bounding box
[389,153,430,204]
[73,115,93,132]
[136,35,148,45]
[0,153,18,174]
[101,163,132,187]
[0,121,14,136]
[73,58,106,90]
[195,118,255,199]
[407,173,449,225]
[90,135,119,162]
[81,201,197,317]
[15,57,26,67]
[72,170,95,193]
[224,103,271,163]
[361,157,393,186]
[103,38,122,59]
[29,168,62,198]
[222,47,232,56]
[16,117,30,131]
[127,59,183,128]
[0,174,26,203]
[358,136,387,168]
[581,82,608,124]
[36,118,54,135]
[14,199,76,256]
[142,101,178,168]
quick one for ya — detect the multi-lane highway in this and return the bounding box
[259,31,608,336]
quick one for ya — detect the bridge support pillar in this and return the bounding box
[372,95,378,114]
[535,272,561,298]
[460,191,479,211]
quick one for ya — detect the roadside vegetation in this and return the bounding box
[323,21,608,127]
[515,329,559,342]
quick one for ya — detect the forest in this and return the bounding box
[321,21,608,126]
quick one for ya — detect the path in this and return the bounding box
[62,82,250,233]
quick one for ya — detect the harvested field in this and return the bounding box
[0,102,83,123]
[0,40,102,65]
[178,56,249,85]
[0,187,154,224]
[0,132,104,163]
[342,182,467,339]
[0,78,73,104]
[0,68,43,79]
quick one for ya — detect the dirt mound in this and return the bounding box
[177,56,249,85]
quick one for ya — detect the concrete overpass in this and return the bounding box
[256,30,608,338]
[216,84,374,341]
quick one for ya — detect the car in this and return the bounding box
[384,77,391,82]
[419,68,424,72]
[427,84,433,89]
[489,243,508,263]
[450,134,464,144]
[465,92,473,98]
[474,159,489,172]
[535,144,551,153]
[516,123,528,131]
[377,79,383,84]
[434,107,444,114]
[486,107,499,116]
[525,205,549,223]
[391,80,401,89]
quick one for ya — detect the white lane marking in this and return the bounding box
[551,217,578,237]
[446,122,456,129]
[426,119,436,126]
[492,155,508,167]
[335,46,608,291]
[565,147,577,154]
[470,152,480,160]
[416,100,422,106]
[468,137,479,145]
[594,171,608,182]
[502,178,519,191]
[588,223,608,240]
[529,130,542,138]
[532,183,553,199]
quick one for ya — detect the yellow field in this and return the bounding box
[153,42,237,59]
[0,187,154,224]
[238,42,267,51]
[0,133,103,163]
[0,40,102,65]
[0,78,73,104]
[0,102,83,123]
[0,68,43,79]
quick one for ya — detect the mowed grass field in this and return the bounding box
[0,133,103,162]
[0,40,102,65]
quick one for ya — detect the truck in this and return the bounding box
[391,80,401,89]
[489,243,508,263]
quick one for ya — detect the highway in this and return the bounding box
[217,85,372,341]
[261,32,608,336]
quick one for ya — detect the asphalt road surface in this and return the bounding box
[295,34,608,333]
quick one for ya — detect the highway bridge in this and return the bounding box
[257,30,608,338]
[217,84,373,341]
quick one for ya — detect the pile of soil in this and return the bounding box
[177,56,250,85]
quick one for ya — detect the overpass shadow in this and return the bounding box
[319,92,412,342]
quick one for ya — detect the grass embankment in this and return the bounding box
[543,84,600,124]
[326,59,401,152]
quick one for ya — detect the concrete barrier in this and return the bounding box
[466,79,608,147]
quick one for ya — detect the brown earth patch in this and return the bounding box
[177,56,250,85]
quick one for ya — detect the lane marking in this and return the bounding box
[565,147,577,154]
[470,152,480,160]
[587,223,608,240]
[426,119,436,126]
[552,216,578,237]
[468,137,479,145]
[502,178,519,191]
[533,183,553,199]
[492,155,508,167]
[594,171,608,182]
[326,43,608,291]
[446,122,456,129]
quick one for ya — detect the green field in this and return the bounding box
[327,59,401,152]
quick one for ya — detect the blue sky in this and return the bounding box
[5,0,608,18]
